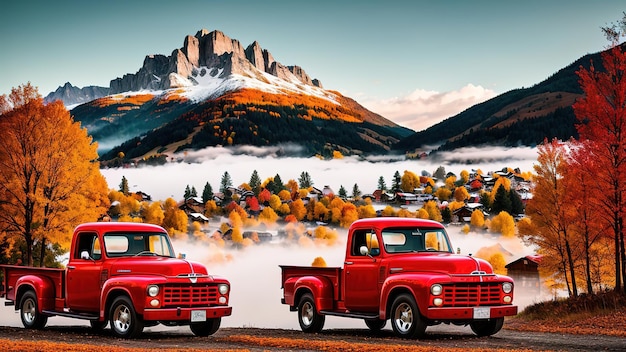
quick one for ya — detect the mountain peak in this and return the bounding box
[108,29,322,95]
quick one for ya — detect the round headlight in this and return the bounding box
[147,285,159,297]
[218,284,229,295]
[502,282,513,294]
[431,284,443,296]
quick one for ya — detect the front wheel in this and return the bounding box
[109,296,144,338]
[470,318,504,336]
[298,293,325,333]
[190,318,221,336]
[20,290,48,329]
[390,293,426,339]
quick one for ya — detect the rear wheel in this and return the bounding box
[19,290,48,329]
[190,318,221,336]
[109,296,144,338]
[470,318,504,336]
[390,293,426,339]
[298,293,325,333]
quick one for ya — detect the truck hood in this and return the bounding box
[388,253,493,275]
[108,256,208,277]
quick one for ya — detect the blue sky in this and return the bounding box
[1,0,624,131]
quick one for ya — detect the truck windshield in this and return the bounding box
[382,227,452,253]
[103,232,175,258]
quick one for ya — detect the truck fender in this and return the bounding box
[379,273,432,320]
[291,276,334,312]
[99,279,137,321]
[15,275,56,312]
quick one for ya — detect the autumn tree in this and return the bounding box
[401,170,419,192]
[0,84,109,266]
[470,209,485,228]
[573,15,626,292]
[520,139,579,296]
[141,201,164,225]
[162,197,188,238]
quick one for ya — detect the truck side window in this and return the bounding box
[75,232,99,260]
[351,231,367,256]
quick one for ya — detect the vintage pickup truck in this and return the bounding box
[280,217,517,338]
[0,222,232,338]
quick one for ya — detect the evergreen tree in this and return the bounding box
[191,186,198,197]
[273,173,285,193]
[184,185,192,199]
[119,176,130,195]
[298,171,313,188]
[441,207,451,223]
[391,171,401,193]
[352,183,362,199]
[480,192,492,211]
[249,170,261,196]
[220,171,232,194]
[508,189,524,215]
[338,185,347,199]
[377,176,387,192]
[491,186,512,214]
[202,182,214,204]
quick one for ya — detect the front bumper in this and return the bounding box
[143,306,232,321]
[425,305,517,321]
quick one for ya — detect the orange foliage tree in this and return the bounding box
[573,16,626,292]
[0,84,109,266]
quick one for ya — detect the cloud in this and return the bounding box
[360,84,497,132]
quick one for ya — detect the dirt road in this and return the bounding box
[0,324,623,351]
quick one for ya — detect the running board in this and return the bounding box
[42,310,99,320]
[319,310,379,319]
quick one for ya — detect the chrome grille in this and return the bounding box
[162,284,219,307]
[442,283,502,307]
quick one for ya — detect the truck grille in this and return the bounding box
[162,284,219,307]
[442,283,502,307]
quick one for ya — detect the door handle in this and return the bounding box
[344,261,353,265]
[67,266,75,270]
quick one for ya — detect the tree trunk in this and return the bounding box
[39,237,46,267]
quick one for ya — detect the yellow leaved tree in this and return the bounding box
[0,83,109,266]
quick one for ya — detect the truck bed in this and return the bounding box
[1,265,65,302]
[279,265,343,303]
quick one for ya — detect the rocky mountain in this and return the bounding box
[62,29,412,161]
[44,82,110,106]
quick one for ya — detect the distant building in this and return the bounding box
[506,255,542,295]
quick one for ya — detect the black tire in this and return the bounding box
[297,293,325,333]
[390,293,426,339]
[90,319,108,331]
[190,318,221,336]
[109,296,144,338]
[364,318,386,331]
[470,317,504,337]
[19,290,48,329]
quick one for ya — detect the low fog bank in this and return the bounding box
[100,145,538,202]
[173,225,540,329]
[0,226,546,331]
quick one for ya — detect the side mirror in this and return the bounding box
[359,245,369,256]
[80,250,90,260]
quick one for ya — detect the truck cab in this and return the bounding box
[281,217,517,338]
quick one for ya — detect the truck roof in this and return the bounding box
[349,217,444,229]
[73,222,167,233]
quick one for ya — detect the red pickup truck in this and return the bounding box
[280,217,517,338]
[0,222,232,338]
